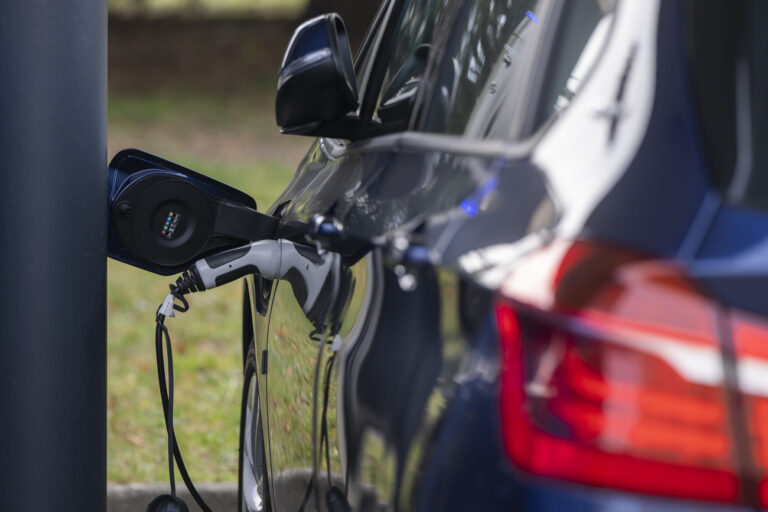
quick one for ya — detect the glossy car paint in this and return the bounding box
[242,0,766,510]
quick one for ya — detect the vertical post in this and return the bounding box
[0,1,107,510]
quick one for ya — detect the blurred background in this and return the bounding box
[107,0,378,483]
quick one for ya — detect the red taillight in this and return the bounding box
[496,240,740,502]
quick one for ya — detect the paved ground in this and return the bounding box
[108,472,384,511]
[107,483,237,512]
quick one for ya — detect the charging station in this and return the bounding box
[0,1,107,510]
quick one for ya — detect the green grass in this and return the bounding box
[107,90,308,482]
[108,260,245,482]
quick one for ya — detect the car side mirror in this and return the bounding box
[276,13,359,138]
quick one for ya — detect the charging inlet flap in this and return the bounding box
[107,149,278,275]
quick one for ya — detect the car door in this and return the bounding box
[260,0,618,510]
[262,1,469,509]
[259,2,401,510]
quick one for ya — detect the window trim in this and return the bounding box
[353,0,396,105]
[513,0,568,139]
[355,0,410,137]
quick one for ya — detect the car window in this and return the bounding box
[421,0,615,140]
[420,0,547,136]
[368,0,452,134]
[690,0,768,209]
[688,0,737,195]
[740,0,768,208]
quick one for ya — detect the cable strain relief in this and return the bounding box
[176,268,204,294]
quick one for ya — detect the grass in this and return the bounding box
[108,260,245,482]
[107,89,309,482]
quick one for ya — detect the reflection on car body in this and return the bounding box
[239,0,768,511]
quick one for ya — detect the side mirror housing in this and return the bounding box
[276,13,359,138]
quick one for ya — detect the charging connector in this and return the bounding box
[187,239,339,326]
[192,240,282,291]
[150,238,340,512]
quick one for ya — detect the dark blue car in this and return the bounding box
[232,0,768,510]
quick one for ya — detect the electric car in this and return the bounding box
[228,0,768,510]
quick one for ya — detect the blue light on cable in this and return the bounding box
[460,175,500,218]
[526,10,539,22]
[460,199,479,217]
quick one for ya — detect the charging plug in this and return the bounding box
[186,239,338,325]
[192,240,282,291]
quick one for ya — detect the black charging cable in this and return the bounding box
[320,353,336,490]
[147,263,350,512]
[297,348,349,512]
[320,353,350,512]
[148,275,213,512]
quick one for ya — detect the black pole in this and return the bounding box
[0,1,107,510]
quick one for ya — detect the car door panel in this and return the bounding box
[267,276,327,512]
[259,130,562,511]
[245,273,278,508]
[336,259,515,512]
[262,241,348,512]
[258,3,561,504]
[281,141,549,244]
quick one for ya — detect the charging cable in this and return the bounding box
[147,240,283,512]
[147,277,203,512]
[146,239,340,512]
